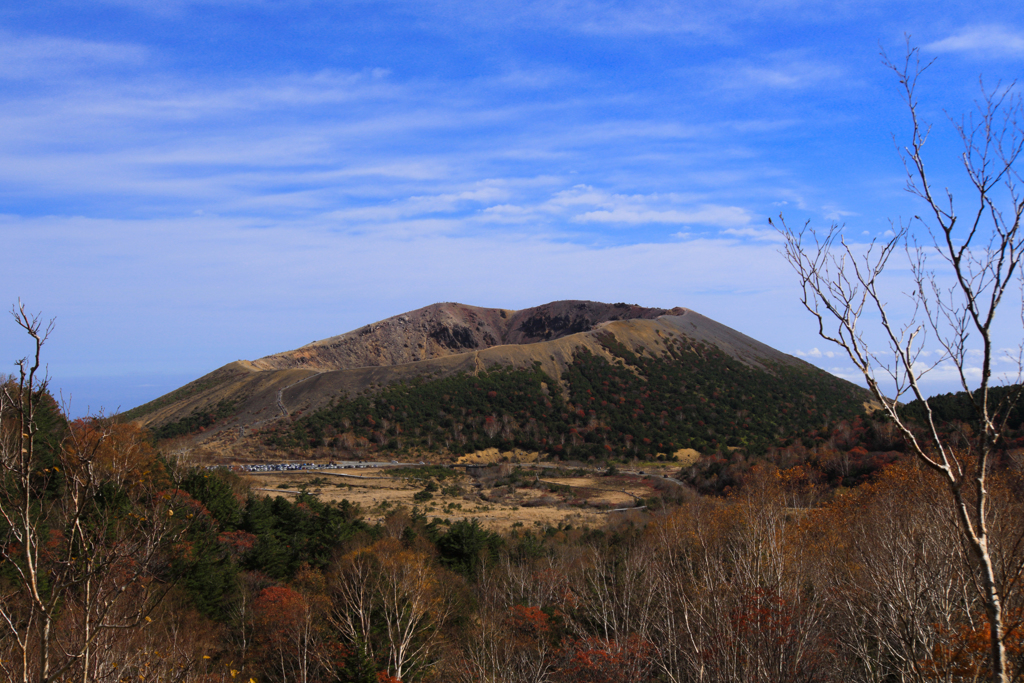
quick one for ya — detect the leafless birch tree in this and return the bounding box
[331,538,457,681]
[773,44,1024,682]
[0,303,186,683]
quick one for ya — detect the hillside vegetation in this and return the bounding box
[267,335,867,460]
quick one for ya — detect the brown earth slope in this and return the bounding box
[251,301,679,371]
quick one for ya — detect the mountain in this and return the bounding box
[124,300,871,459]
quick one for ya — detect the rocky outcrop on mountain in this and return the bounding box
[504,301,678,344]
[250,301,682,372]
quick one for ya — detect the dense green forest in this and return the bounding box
[155,399,239,441]
[266,336,868,461]
[901,383,1024,430]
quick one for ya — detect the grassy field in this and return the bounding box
[239,461,681,531]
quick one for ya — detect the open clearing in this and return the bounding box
[239,462,682,531]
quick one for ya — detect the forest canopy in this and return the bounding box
[265,336,869,462]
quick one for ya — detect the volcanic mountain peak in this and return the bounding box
[250,300,680,372]
[127,299,868,453]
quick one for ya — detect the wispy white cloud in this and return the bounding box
[323,182,515,223]
[311,182,756,237]
[0,30,148,80]
[823,206,858,221]
[738,62,843,90]
[795,347,841,359]
[577,205,750,226]
[710,52,848,93]
[567,1,719,37]
[481,203,535,222]
[537,185,753,228]
[428,0,726,38]
[925,25,1024,57]
[490,66,574,90]
[721,226,780,240]
[88,0,270,16]
[461,0,882,39]
[546,185,614,208]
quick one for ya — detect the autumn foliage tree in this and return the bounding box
[252,575,329,683]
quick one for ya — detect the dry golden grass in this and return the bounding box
[672,448,701,467]
[240,464,668,532]
[455,448,541,465]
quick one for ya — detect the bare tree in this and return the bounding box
[559,540,658,647]
[646,471,833,683]
[331,538,457,681]
[773,44,1024,682]
[0,303,186,683]
[818,464,979,682]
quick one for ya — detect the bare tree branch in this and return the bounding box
[775,42,1024,682]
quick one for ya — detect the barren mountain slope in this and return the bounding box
[250,301,679,371]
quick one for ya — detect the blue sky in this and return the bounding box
[1,1,1022,416]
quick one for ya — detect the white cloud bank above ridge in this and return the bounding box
[795,347,840,359]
